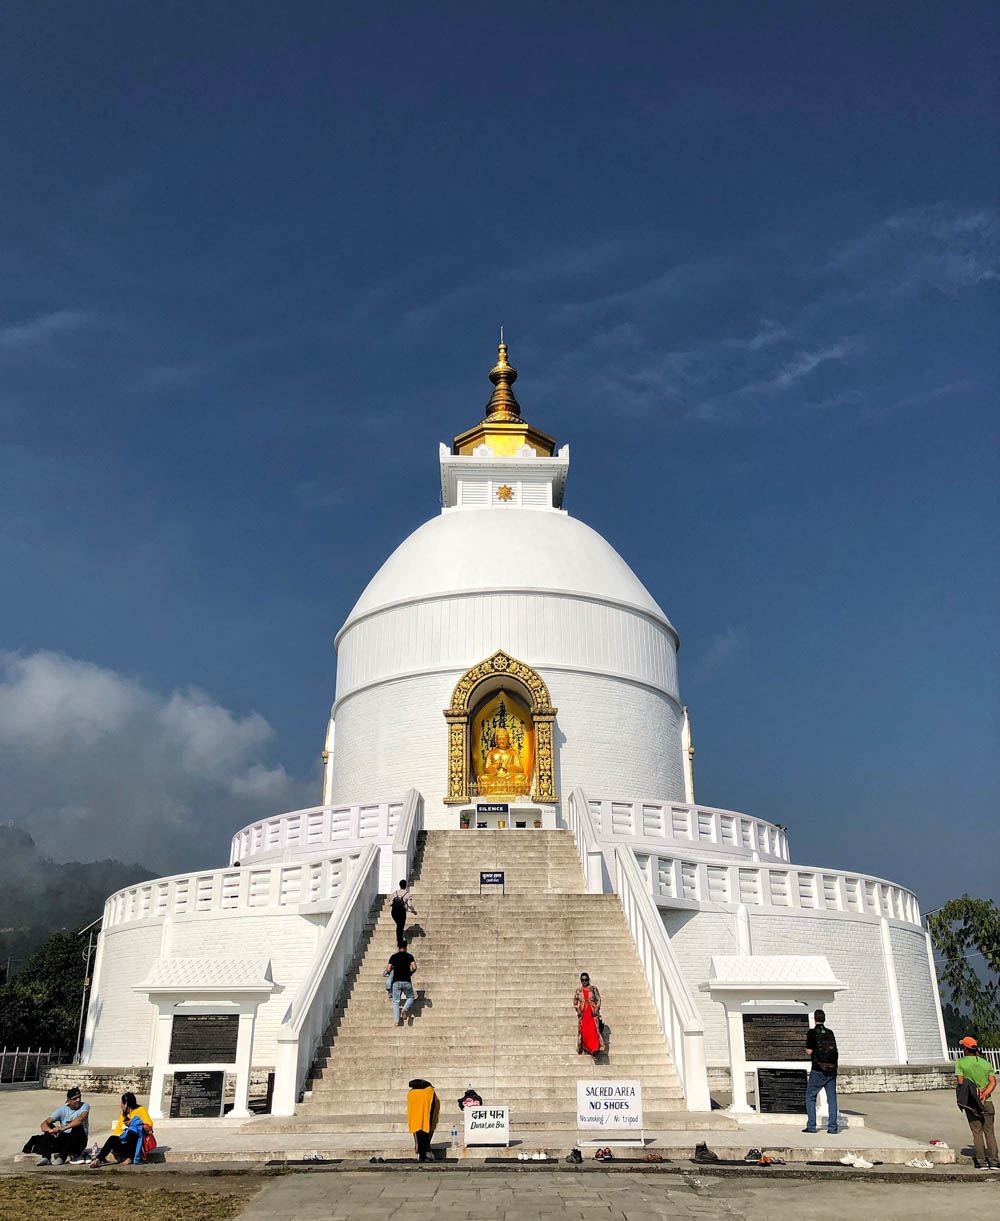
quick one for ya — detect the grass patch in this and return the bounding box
[0,1176,254,1221]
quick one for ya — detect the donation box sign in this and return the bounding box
[577,1080,643,1130]
[464,1105,510,1146]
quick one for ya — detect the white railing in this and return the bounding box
[949,1047,1000,1071]
[0,1046,68,1083]
[615,845,711,1111]
[102,850,369,930]
[230,799,405,865]
[566,788,607,893]
[272,841,381,1115]
[387,789,423,893]
[635,849,922,927]
[587,797,789,863]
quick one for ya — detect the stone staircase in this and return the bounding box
[291,830,699,1133]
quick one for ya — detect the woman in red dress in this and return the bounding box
[574,972,604,1057]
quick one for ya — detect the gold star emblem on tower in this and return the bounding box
[496,485,513,501]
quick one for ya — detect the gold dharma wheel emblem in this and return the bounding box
[496,485,513,501]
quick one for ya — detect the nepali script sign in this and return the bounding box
[464,1105,510,1146]
[577,1080,643,1130]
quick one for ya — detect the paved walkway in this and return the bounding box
[235,1169,997,1220]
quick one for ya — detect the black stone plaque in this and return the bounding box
[169,1013,239,1064]
[742,1013,810,1062]
[170,1070,225,1118]
[756,1067,808,1114]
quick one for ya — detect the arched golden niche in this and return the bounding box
[444,650,558,805]
[472,690,534,797]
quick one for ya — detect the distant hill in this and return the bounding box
[0,824,154,977]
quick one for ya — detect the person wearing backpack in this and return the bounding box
[390,879,416,949]
[802,1009,839,1135]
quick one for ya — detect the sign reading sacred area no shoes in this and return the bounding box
[577,1080,643,1129]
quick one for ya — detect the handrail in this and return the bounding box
[566,787,607,893]
[635,848,922,928]
[230,798,406,866]
[615,844,711,1111]
[586,796,790,864]
[272,841,380,1116]
[389,789,423,893]
[101,850,368,930]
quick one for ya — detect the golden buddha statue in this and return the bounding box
[478,727,530,795]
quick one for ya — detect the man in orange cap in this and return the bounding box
[955,1036,997,1169]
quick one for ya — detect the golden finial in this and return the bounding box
[484,330,521,420]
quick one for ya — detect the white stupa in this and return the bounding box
[79,339,947,1121]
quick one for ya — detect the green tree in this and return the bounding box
[927,897,1000,1046]
[0,929,88,1050]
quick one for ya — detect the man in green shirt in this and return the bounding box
[955,1036,997,1169]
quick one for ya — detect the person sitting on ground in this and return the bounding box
[407,1078,440,1162]
[26,1086,91,1165]
[89,1091,153,1167]
[387,946,417,1027]
[955,1036,998,1169]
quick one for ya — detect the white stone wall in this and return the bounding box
[658,905,942,1067]
[890,925,946,1062]
[335,592,679,705]
[86,911,326,1068]
[87,923,163,1066]
[332,667,686,827]
[747,913,897,1065]
[660,908,741,1066]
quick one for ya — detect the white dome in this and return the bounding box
[340,508,674,638]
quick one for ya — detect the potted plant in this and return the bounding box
[460,812,472,829]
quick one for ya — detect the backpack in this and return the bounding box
[390,894,406,919]
[814,1026,838,1071]
[458,1087,483,1111]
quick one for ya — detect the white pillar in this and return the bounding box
[227,1009,256,1119]
[147,1007,173,1120]
[724,1005,752,1113]
[879,918,909,1063]
[924,928,949,1060]
[681,708,695,804]
[322,715,335,805]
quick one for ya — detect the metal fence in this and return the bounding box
[0,1047,68,1083]
[948,1046,1000,1071]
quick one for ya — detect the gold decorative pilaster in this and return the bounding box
[531,715,558,803]
[444,714,470,804]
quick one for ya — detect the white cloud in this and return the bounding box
[0,309,93,352]
[689,628,748,681]
[0,651,313,871]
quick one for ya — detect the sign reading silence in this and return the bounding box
[577,1080,643,1130]
[464,1105,510,1146]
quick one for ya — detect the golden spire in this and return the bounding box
[451,330,556,458]
[483,330,522,421]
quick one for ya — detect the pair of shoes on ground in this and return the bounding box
[595,1147,614,1162]
[801,1127,839,1135]
[517,1150,550,1160]
[642,1152,665,1162]
[973,1160,999,1170]
[905,1156,935,1168]
[692,1141,719,1163]
[565,1149,583,1164]
[838,1152,874,1169]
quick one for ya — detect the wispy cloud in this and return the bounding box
[0,309,93,352]
[828,205,999,299]
[689,628,748,682]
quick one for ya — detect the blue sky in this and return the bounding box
[0,2,996,911]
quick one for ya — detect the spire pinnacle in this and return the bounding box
[484,333,521,421]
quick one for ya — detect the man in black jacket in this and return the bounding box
[802,1009,839,1135]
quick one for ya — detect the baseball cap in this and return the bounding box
[958,1036,978,1049]
[66,1086,82,1099]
